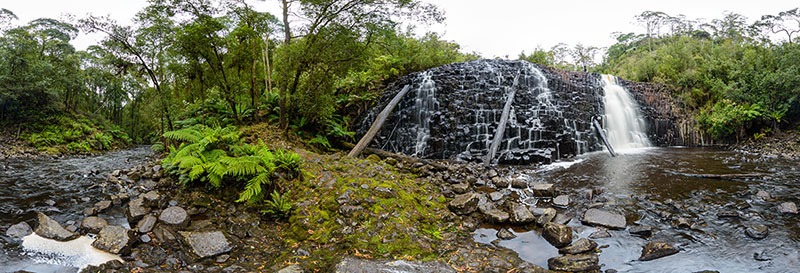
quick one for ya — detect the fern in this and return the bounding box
[261,191,293,219]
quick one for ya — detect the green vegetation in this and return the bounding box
[161,125,302,204]
[17,114,131,154]
[598,9,800,142]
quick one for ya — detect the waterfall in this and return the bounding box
[602,75,652,150]
[413,71,437,157]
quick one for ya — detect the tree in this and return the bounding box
[757,8,800,44]
[571,43,598,72]
[80,14,176,133]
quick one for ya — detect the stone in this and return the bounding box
[452,183,470,194]
[92,225,134,254]
[509,202,536,224]
[511,175,528,188]
[137,214,157,233]
[717,210,739,218]
[777,202,798,214]
[66,224,78,233]
[126,198,150,223]
[484,209,510,223]
[531,184,555,197]
[140,234,151,243]
[745,223,769,239]
[338,205,364,217]
[153,225,178,244]
[487,169,498,178]
[142,191,162,207]
[6,222,32,239]
[45,199,56,206]
[374,186,395,198]
[553,195,570,207]
[34,212,78,241]
[756,190,771,201]
[331,256,455,273]
[536,208,557,225]
[80,216,108,234]
[629,225,653,237]
[180,231,232,258]
[547,254,600,272]
[496,228,516,240]
[448,193,480,215]
[159,206,190,229]
[589,229,611,239]
[489,191,504,202]
[639,241,679,261]
[676,217,691,228]
[83,207,97,216]
[94,200,112,212]
[492,177,510,188]
[216,254,231,263]
[276,264,304,273]
[582,209,626,229]
[559,238,597,255]
[542,222,572,248]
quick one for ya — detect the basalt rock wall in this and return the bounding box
[355,59,703,165]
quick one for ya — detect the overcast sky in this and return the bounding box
[3,0,799,58]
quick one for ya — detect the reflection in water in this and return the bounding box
[480,148,800,272]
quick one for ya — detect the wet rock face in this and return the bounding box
[180,231,232,258]
[355,59,604,165]
[639,241,679,261]
[547,254,600,272]
[6,222,32,239]
[582,209,626,229]
[35,212,79,241]
[332,256,456,273]
[92,225,134,254]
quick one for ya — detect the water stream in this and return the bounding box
[0,147,154,272]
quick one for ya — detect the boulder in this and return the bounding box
[509,202,536,224]
[553,195,570,207]
[126,198,150,223]
[778,202,798,214]
[536,208,557,226]
[588,229,611,239]
[374,186,395,198]
[35,212,78,241]
[755,190,771,201]
[511,175,528,188]
[80,216,108,234]
[159,206,190,229]
[542,222,572,248]
[484,209,510,223]
[629,225,653,237]
[180,231,232,258]
[331,256,455,273]
[276,265,304,273]
[92,225,134,254]
[142,191,162,207]
[137,214,157,233]
[745,223,769,239]
[675,217,691,228]
[639,241,679,261]
[489,191,504,202]
[547,254,599,272]
[448,193,480,215]
[496,228,516,240]
[94,200,112,212]
[582,209,626,229]
[559,238,597,255]
[452,183,469,194]
[531,184,555,197]
[338,205,364,217]
[492,177,510,188]
[6,222,33,239]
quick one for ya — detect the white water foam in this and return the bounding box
[21,234,121,271]
[538,158,587,172]
[602,75,652,152]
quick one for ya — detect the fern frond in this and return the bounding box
[208,173,222,188]
[222,156,266,177]
[177,155,203,169]
[163,128,203,144]
[237,176,265,203]
[189,164,205,180]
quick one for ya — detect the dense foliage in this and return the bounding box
[160,125,302,206]
[599,9,800,141]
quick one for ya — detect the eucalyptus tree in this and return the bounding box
[80,8,177,133]
[757,8,800,44]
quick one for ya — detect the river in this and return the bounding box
[475,147,800,272]
[0,147,154,272]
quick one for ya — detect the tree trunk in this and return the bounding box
[279,0,291,134]
[348,85,410,157]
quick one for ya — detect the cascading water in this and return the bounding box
[601,75,652,150]
[412,72,437,157]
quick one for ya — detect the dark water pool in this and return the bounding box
[475,147,800,273]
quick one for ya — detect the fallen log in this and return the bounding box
[348,85,411,158]
[592,117,617,157]
[665,170,769,180]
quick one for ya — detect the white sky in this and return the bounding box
[3,0,799,58]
